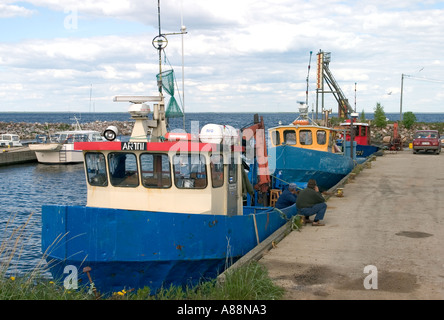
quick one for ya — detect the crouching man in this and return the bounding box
[296,179,327,226]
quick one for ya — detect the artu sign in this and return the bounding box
[121,142,147,151]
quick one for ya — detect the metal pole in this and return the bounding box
[354,82,357,113]
[181,25,186,130]
[305,51,312,106]
[350,116,354,160]
[399,74,404,122]
[157,0,163,94]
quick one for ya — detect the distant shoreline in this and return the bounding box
[1,111,444,114]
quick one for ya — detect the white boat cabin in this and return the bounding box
[0,134,23,147]
[75,96,243,216]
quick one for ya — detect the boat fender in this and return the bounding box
[292,120,309,125]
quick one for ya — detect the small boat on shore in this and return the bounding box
[267,106,355,192]
[0,133,23,147]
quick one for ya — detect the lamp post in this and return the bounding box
[350,112,358,160]
[399,74,404,122]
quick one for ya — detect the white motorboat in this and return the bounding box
[0,133,23,147]
[29,130,103,164]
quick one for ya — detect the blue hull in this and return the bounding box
[268,145,354,191]
[355,144,380,158]
[42,204,296,294]
[336,141,380,158]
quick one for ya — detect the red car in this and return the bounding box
[412,130,441,154]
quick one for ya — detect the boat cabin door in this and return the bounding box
[226,156,238,216]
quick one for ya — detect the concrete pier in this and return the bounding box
[259,150,444,299]
[0,146,37,166]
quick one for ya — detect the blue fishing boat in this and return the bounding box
[267,108,355,192]
[41,97,295,295]
[41,10,294,294]
[42,98,296,295]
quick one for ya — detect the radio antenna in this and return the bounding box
[305,51,313,106]
[152,0,168,95]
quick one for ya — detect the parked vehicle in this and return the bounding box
[440,135,444,148]
[412,130,441,154]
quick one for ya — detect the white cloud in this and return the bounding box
[0,3,35,18]
[0,0,444,113]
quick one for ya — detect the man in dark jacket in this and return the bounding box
[296,179,327,226]
[275,183,298,209]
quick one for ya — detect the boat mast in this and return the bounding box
[305,51,313,106]
[156,0,164,96]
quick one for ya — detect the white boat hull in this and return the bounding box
[29,143,83,164]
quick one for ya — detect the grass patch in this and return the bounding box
[119,261,284,300]
[1,213,284,300]
[1,261,284,300]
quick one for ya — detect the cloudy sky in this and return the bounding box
[1,0,444,114]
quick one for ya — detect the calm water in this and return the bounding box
[1,111,443,277]
[0,163,86,277]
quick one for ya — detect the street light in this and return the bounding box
[400,74,405,123]
[350,112,359,160]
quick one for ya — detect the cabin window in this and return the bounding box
[173,154,207,189]
[359,126,367,137]
[140,153,171,188]
[299,130,313,145]
[108,152,139,187]
[283,130,297,145]
[85,152,108,186]
[210,154,224,188]
[271,130,280,146]
[316,130,327,145]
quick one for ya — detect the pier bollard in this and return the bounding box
[335,188,344,197]
[348,172,356,182]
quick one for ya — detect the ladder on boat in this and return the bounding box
[59,148,67,162]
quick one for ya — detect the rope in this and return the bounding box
[270,174,304,191]
[272,207,302,231]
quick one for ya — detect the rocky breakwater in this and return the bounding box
[1,120,441,146]
[370,123,443,147]
[0,121,134,140]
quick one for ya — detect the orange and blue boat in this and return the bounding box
[267,111,355,192]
